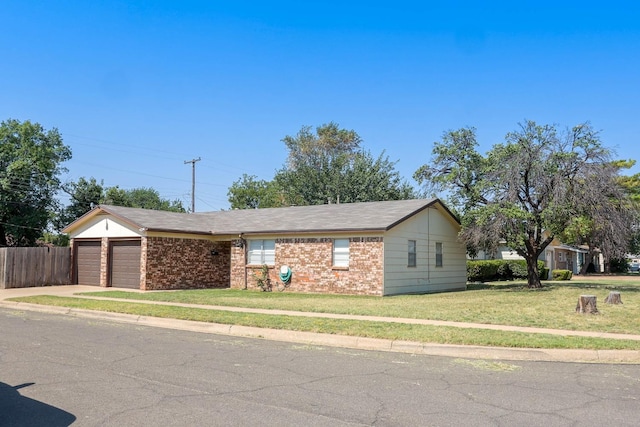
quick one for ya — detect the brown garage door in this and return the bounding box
[109,240,141,289]
[76,240,101,285]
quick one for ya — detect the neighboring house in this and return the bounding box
[62,198,467,296]
[473,237,604,274]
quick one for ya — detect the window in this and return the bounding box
[333,238,349,267]
[408,240,416,267]
[435,242,443,267]
[248,239,275,265]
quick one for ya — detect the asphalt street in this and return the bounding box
[1,307,639,426]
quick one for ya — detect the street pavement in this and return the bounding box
[0,285,639,363]
[2,308,640,426]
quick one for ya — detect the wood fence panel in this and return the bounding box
[0,247,71,289]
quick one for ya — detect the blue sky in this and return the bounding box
[2,1,639,211]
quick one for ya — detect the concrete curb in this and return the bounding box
[2,301,639,364]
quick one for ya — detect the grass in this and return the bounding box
[74,277,640,335]
[10,295,640,350]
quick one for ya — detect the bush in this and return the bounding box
[467,259,547,282]
[540,267,549,281]
[609,258,629,273]
[506,260,528,279]
[467,260,500,282]
[551,269,572,280]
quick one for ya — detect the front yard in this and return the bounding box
[80,277,640,334]
[11,276,640,350]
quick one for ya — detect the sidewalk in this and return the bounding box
[1,285,639,363]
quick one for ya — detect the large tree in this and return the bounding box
[283,121,361,169]
[415,121,623,288]
[227,174,283,209]
[56,177,104,229]
[102,186,186,212]
[0,119,71,246]
[616,163,640,256]
[274,149,415,206]
[228,123,416,208]
[559,160,639,273]
[57,180,186,229]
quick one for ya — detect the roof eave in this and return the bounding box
[384,198,458,231]
[63,205,146,233]
[220,227,388,236]
[145,227,214,236]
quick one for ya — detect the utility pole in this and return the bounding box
[184,157,201,213]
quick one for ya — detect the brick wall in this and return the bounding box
[100,237,109,287]
[143,236,231,290]
[230,240,246,289]
[233,237,384,296]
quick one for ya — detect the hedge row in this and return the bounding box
[551,269,572,280]
[467,260,547,282]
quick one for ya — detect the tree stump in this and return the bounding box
[576,295,598,314]
[604,291,623,305]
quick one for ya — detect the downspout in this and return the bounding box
[241,234,248,290]
[427,207,430,283]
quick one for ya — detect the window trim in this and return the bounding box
[333,238,350,268]
[247,239,275,266]
[435,242,443,267]
[408,240,417,267]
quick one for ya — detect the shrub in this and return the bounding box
[540,267,549,281]
[467,259,548,282]
[467,260,500,282]
[551,269,572,280]
[506,260,527,279]
[609,258,630,273]
[253,264,272,291]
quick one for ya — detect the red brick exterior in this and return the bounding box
[233,237,384,296]
[100,237,109,287]
[72,234,384,295]
[142,236,230,290]
[230,240,247,289]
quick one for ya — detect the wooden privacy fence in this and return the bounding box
[0,247,71,289]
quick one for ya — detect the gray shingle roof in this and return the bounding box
[70,198,455,236]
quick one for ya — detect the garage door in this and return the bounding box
[109,240,141,289]
[76,240,101,285]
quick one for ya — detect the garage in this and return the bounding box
[109,240,141,289]
[75,240,101,285]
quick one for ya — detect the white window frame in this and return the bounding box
[248,239,275,265]
[333,238,350,268]
[435,242,443,267]
[408,240,417,267]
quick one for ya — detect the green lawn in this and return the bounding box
[76,278,640,335]
[10,277,640,350]
[11,294,640,350]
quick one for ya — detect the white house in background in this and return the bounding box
[472,237,604,275]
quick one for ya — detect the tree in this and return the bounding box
[274,149,416,206]
[102,186,185,212]
[55,177,104,229]
[559,160,639,273]
[227,174,283,209]
[229,122,416,208]
[57,181,186,230]
[415,121,620,288]
[283,121,361,169]
[617,163,640,255]
[0,119,71,246]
